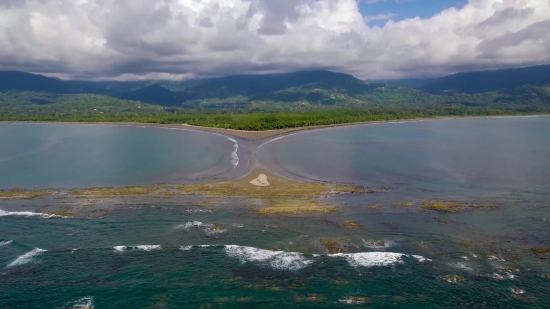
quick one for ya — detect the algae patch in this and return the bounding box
[444,275,466,283]
[339,220,362,229]
[530,248,550,255]
[0,188,57,200]
[254,200,337,215]
[421,200,484,214]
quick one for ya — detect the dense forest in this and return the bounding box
[1,66,549,130]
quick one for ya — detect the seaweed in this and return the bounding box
[339,220,362,229]
[393,202,413,208]
[530,247,550,255]
[444,275,466,283]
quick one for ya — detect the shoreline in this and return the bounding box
[3,114,548,141]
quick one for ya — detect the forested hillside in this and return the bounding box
[1,67,549,130]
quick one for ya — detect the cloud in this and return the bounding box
[0,0,548,80]
[363,13,398,23]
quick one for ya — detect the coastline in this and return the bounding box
[3,114,548,141]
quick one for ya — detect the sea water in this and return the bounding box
[1,117,550,308]
[0,123,238,189]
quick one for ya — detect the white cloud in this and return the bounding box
[0,0,548,80]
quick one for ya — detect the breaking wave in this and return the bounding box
[328,252,431,268]
[114,245,161,252]
[227,137,239,167]
[0,209,66,218]
[362,239,395,250]
[176,221,214,230]
[65,296,94,309]
[224,245,314,271]
[0,240,13,247]
[7,248,47,267]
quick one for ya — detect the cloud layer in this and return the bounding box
[0,0,548,80]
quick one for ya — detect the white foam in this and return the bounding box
[510,288,525,295]
[230,223,244,228]
[135,245,161,251]
[7,248,47,267]
[226,137,239,167]
[204,227,227,236]
[0,240,13,247]
[180,245,222,251]
[65,296,94,309]
[114,245,161,252]
[488,255,505,262]
[450,262,475,273]
[176,221,214,230]
[0,209,65,218]
[328,252,431,268]
[224,245,313,271]
[362,239,394,250]
[183,209,213,214]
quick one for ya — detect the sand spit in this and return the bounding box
[250,174,270,187]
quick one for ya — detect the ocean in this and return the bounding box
[1,117,549,308]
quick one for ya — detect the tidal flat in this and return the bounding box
[1,117,550,308]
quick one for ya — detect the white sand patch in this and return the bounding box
[250,174,270,187]
[7,248,47,267]
[328,252,431,268]
[224,245,313,270]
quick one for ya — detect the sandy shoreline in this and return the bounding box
[4,114,547,141]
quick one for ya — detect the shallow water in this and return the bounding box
[258,116,550,199]
[0,123,239,189]
[1,117,550,308]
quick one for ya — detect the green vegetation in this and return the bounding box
[1,69,550,131]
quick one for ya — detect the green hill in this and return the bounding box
[420,64,550,94]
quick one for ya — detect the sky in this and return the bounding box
[359,0,466,27]
[0,0,548,81]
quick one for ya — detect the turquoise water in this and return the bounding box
[0,123,238,189]
[1,117,550,308]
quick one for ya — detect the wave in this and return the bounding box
[0,240,13,247]
[328,252,431,268]
[7,248,47,267]
[113,245,161,252]
[183,209,214,214]
[0,209,66,218]
[180,244,223,251]
[226,137,239,167]
[362,239,395,250]
[65,296,94,309]
[224,245,313,271]
[176,221,226,235]
[175,221,214,230]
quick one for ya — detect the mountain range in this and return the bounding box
[1,64,549,116]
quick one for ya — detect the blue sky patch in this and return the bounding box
[359,0,467,27]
